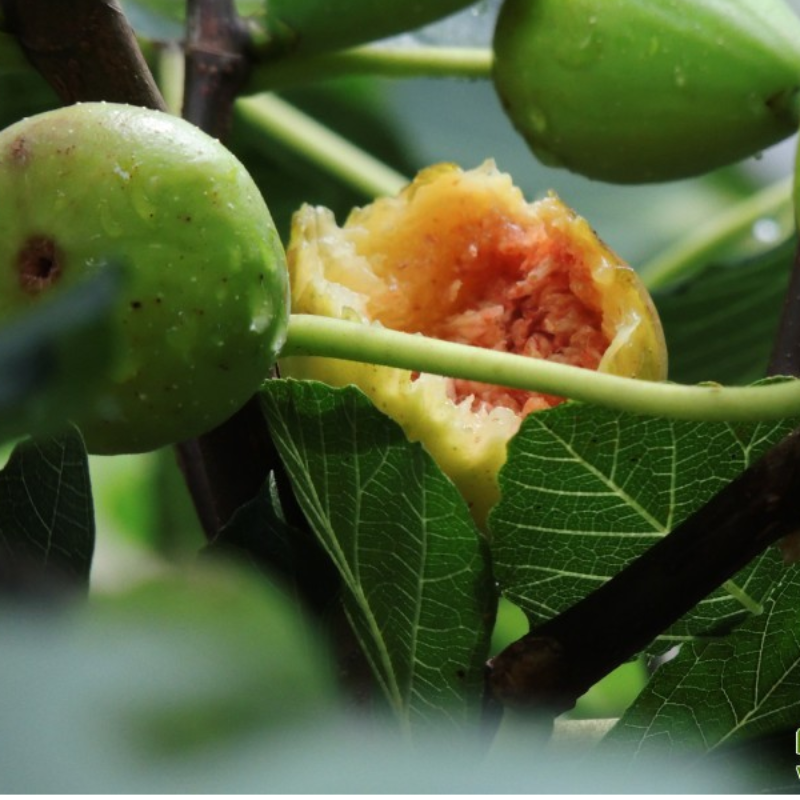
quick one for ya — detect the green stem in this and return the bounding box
[639,177,793,291]
[282,314,800,422]
[156,42,185,116]
[234,92,408,198]
[248,45,493,92]
[721,579,762,615]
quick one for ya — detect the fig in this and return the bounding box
[256,0,478,57]
[280,161,667,525]
[493,0,800,183]
[0,102,288,454]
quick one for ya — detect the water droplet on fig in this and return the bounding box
[131,183,157,221]
[98,201,124,237]
[527,107,548,134]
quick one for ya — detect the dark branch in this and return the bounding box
[174,0,273,535]
[175,396,290,535]
[1,0,165,110]
[182,0,252,139]
[488,426,800,716]
[768,236,800,377]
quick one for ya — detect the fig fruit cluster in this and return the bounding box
[0,102,289,454]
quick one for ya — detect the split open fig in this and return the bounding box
[280,161,667,525]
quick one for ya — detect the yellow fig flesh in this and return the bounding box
[281,161,667,526]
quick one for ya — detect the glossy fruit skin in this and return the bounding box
[0,102,288,454]
[493,0,800,183]
[258,0,477,57]
[281,161,667,526]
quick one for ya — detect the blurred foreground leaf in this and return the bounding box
[490,401,797,644]
[0,428,93,592]
[0,268,122,447]
[261,379,494,734]
[0,563,337,793]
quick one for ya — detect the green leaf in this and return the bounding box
[489,401,796,643]
[603,567,800,791]
[0,562,338,792]
[655,237,792,386]
[0,268,122,447]
[260,378,494,733]
[0,428,94,590]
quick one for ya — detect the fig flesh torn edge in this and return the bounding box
[280,161,667,526]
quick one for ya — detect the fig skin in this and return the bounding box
[0,102,288,454]
[493,0,800,183]
[281,161,667,526]
[259,0,477,57]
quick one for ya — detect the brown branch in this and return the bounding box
[173,0,273,536]
[182,0,251,139]
[488,425,800,716]
[768,236,800,377]
[1,0,165,110]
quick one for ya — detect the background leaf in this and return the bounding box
[0,428,94,591]
[602,566,800,792]
[489,401,797,645]
[655,238,793,386]
[260,379,494,734]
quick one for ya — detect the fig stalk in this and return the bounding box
[282,314,800,424]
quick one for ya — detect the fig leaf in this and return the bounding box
[489,399,798,640]
[260,378,495,734]
[0,428,94,592]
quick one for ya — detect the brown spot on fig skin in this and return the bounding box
[8,136,29,166]
[17,236,64,294]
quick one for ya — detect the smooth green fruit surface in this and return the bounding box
[0,102,288,454]
[493,0,800,183]
[256,0,477,57]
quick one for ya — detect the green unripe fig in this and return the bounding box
[493,0,800,183]
[0,102,288,454]
[121,0,477,59]
[258,0,477,57]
